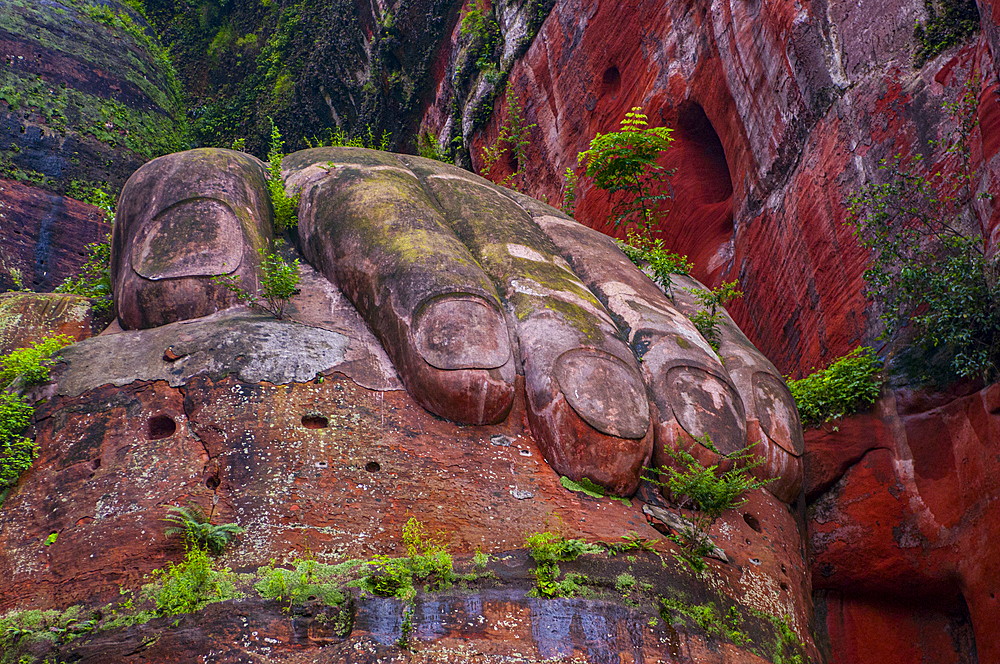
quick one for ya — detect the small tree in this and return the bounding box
[578,106,674,237]
[684,282,744,352]
[267,120,300,231]
[848,78,1000,382]
[646,438,770,572]
[213,243,300,320]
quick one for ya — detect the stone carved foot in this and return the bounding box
[112,147,803,500]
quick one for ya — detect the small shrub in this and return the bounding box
[849,77,1000,383]
[578,106,674,236]
[614,572,636,594]
[358,517,455,600]
[787,347,883,427]
[305,125,391,150]
[684,282,743,353]
[0,334,75,388]
[645,438,770,572]
[163,504,244,555]
[560,167,578,217]
[213,243,300,319]
[472,547,489,570]
[143,546,242,616]
[525,531,601,598]
[417,130,453,164]
[480,88,536,192]
[267,120,300,230]
[56,188,114,313]
[617,229,692,297]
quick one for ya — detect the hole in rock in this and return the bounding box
[601,66,621,96]
[302,414,329,429]
[780,582,789,592]
[206,475,220,489]
[90,458,101,471]
[365,461,380,473]
[660,100,736,280]
[148,415,176,440]
[316,460,329,469]
[743,513,762,532]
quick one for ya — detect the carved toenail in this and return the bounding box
[664,366,746,454]
[413,295,510,370]
[752,372,804,456]
[554,349,649,439]
[131,197,243,279]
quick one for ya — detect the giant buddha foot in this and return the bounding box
[0,148,815,662]
[111,147,804,502]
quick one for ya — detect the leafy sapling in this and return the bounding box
[685,281,743,353]
[213,242,301,319]
[579,106,674,238]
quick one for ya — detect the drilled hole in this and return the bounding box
[743,513,762,532]
[302,414,329,429]
[365,461,380,473]
[148,415,176,440]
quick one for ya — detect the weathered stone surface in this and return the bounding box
[807,383,1000,663]
[0,292,96,356]
[0,340,816,663]
[0,179,111,294]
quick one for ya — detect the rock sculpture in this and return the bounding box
[112,146,803,501]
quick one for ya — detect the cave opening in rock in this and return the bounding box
[302,414,329,429]
[601,66,621,96]
[148,414,176,440]
[660,99,735,280]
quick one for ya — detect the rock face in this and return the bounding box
[423,0,1000,382]
[0,292,96,356]
[806,382,1000,664]
[0,266,816,663]
[0,0,188,292]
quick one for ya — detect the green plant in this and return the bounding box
[614,572,636,594]
[787,347,883,427]
[578,107,674,237]
[0,335,74,389]
[603,532,657,557]
[0,335,73,495]
[358,518,454,600]
[559,475,630,506]
[305,125,391,150]
[848,78,1000,383]
[144,546,242,616]
[645,438,769,572]
[163,504,244,555]
[54,189,114,313]
[460,0,501,76]
[525,531,601,598]
[560,167,578,217]
[417,130,453,164]
[659,596,751,647]
[472,547,490,570]
[913,0,979,66]
[684,281,743,353]
[397,604,414,650]
[267,120,300,230]
[480,88,536,191]
[213,243,300,320]
[617,229,693,297]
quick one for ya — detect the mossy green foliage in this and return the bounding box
[684,281,743,353]
[646,438,769,573]
[560,475,631,506]
[358,517,455,600]
[0,335,73,493]
[213,242,301,318]
[144,546,243,617]
[913,0,979,66]
[305,125,392,151]
[0,0,190,195]
[460,0,502,83]
[163,504,245,555]
[0,606,99,663]
[525,531,602,598]
[416,130,453,164]
[0,335,74,389]
[579,107,674,236]
[849,78,999,383]
[787,347,882,427]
